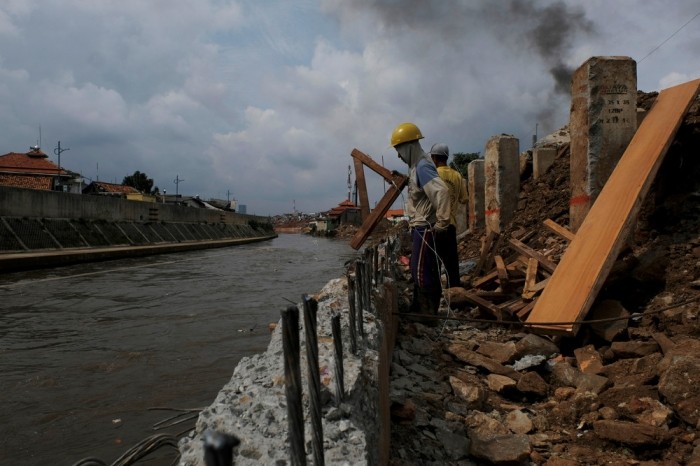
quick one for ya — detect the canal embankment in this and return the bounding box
[0,185,276,272]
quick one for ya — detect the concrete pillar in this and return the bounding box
[455,177,468,235]
[467,159,485,232]
[484,135,520,234]
[569,56,637,232]
[533,146,557,179]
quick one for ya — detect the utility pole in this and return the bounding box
[174,175,185,197]
[54,141,70,189]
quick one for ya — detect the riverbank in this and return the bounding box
[178,276,380,465]
[0,234,277,273]
[0,215,276,272]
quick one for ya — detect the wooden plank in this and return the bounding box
[349,148,408,250]
[543,218,575,242]
[350,172,407,250]
[502,298,527,314]
[353,157,370,220]
[526,78,700,335]
[462,291,505,320]
[522,257,538,299]
[473,231,497,278]
[494,255,509,287]
[516,299,537,319]
[351,148,395,179]
[472,261,519,288]
[507,237,558,273]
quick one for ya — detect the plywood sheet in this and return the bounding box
[526,78,700,334]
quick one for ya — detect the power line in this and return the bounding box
[639,10,700,63]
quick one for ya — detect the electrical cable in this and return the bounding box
[639,10,700,63]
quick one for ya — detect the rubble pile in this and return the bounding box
[388,92,700,465]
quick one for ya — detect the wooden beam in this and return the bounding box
[351,148,395,179]
[526,78,700,335]
[472,261,519,288]
[507,237,558,274]
[522,257,538,299]
[473,231,497,278]
[349,154,408,250]
[543,218,575,242]
[353,157,370,220]
[462,291,504,321]
[516,299,537,320]
[494,255,509,288]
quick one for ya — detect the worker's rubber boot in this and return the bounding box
[409,287,440,326]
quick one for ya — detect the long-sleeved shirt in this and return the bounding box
[436,165,468,227]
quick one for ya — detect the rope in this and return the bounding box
[395,295,700,328]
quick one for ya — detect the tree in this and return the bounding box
[450,152,481,177]
[122,170,155,194]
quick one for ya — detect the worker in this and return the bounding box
[390,122,451,319]
[429,143,467,288]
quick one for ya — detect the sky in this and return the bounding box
[1,1,699,216]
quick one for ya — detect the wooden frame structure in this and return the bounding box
[349,148,408,250]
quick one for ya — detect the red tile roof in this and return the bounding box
[85,181,140,194]
[0,149,68,175]
[386,209,405,218]
[328,199,359,217]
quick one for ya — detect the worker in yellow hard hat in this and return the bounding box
[390,122,451,320]
[430,142,468,288]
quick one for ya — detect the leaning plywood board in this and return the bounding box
[526,78,700,335]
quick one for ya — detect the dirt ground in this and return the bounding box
[381,90,700,465]
[277,90,700,464]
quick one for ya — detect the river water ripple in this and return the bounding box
[0,234,355,466]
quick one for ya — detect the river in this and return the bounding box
[0,233,356,466]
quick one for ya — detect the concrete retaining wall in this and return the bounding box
[0,186,268,225]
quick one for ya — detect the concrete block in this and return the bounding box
[467,159,485,232]
[533,147,557,179]
[569,56,637,231]
[484,135,520,234]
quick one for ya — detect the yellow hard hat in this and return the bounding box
[390,122,424,147]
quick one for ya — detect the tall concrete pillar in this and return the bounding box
[456,177,468,235]
[533,146,557,179]
[467,159,485,232]
[569,56,637,232]
[484,135,520,234]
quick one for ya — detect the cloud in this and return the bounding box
[2,0,700,214]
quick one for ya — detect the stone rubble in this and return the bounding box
[179,277,381,466]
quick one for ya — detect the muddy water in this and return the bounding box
[0,234,356,466]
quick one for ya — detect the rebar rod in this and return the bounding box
[303,295,324,466]
[347,274,358,355]
[331,313,344,405]
[281,306,306,466]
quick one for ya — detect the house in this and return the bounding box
[327,199,362,226]
[385,209,408,224]
[82,181,141,197]
[0,146,82,193]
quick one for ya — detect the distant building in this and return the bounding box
[328,199,361,225]
[82,181,141,197]
[385,209,407,224]
[0,147,82,193]
[238,204,246,214]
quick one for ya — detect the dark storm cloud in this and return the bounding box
[341,0,596,95]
